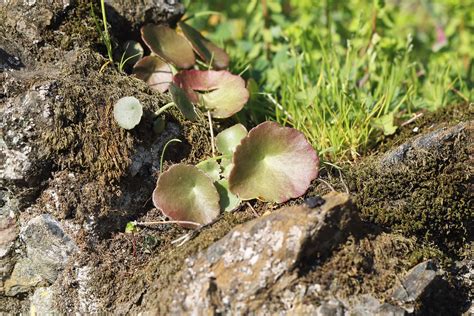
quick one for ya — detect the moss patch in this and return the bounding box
[349,120,473,258]
[299,233,430,300]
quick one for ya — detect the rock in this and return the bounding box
[315,298,345,316]
[104,0,185,35]
[0,0,75,45]
[1,80,56,196]
[0,194,18,258]
[376,303,407,316]
[380,121,469,168]
[4,214,77,296]
[4,258,44,296]
[30,287,58,315]
[0,190,19,291]
[164,191,358,314]
[349,295,405,316]
[128,122,181,177]
[392,260,438,304]
[351,120,473,255]
[0,48,24,72]
[0,214,17,280]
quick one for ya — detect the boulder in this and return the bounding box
[162,191,359,314]
[4,214,77,296]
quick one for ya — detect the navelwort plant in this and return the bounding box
[152,121,319,228]
[111,14,320,229]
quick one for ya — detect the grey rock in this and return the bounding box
[1,81,56,186]
[104,0,185,33]
[0,190,18,258]
[4,214,77,296]
[164,192,358,315]
[4,258,44,296]
[316,299,345,316]
[392,260,438,304]
[0,0,75,45]
[30,287,58,315]
[380,122,468,168]
[0,190,19,289]
[129,122,181,177]
[376,303,406,316]
[349,295,405,316]
[0,48,24,72]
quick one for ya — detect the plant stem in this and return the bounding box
[160,138,182,174]
[100,0,113,62]
[155,102,175,116]
[134,220,201,227]
[207,110,216,157]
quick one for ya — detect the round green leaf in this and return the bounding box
[229,122,319,203]
[179,22,229,70]
[216,124,248,155]
[215,179,241,212]
[196,159,221,181]
[133,56,172,93]
[173,70,249,119]
[141,24,195,69]
[152,164,220,228]
[113,96,143,130]
[169,83,198,121]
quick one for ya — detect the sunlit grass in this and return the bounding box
[187,0,472,162]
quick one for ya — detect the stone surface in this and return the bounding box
[4,214,77,296]
[4,258,44,296]
[30,287,58,315]
[0,190,19,292]
[0,48,24,72]
[164,191,358,315]
[1,79,56,200]
[391,260,438,304]
[104,0,185,34]
[349,295,405,316]
[0,0,74,45]
[380,121,469,168]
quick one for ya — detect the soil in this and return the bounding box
[1,1,472,314]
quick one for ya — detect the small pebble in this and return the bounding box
[304,196,326,208]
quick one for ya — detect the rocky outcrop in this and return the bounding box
[105,0,185,34]
[3,214,77,296]
[148,192,359,314]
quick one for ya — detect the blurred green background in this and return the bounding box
[184,0,473,161]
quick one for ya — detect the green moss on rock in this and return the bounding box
[349,120,473,257]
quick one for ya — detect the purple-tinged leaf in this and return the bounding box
[141,24,195,69]
[152,164,220,228]
[229,121,319,203]
[179,21,229,70]
[173,70,249,118]
[133,56,172,93]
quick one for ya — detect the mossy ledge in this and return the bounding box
[349,118,473,258]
